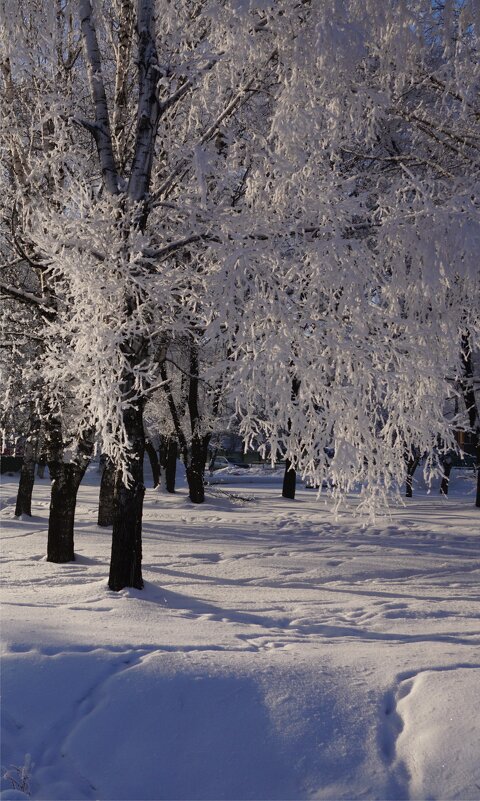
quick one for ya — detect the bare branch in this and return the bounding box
[11,209,50,271]
[158,55,220,116]
[71,116,102,137]
[397,109,480,166]
[162,357,217,391]
[428,75,480,121]
[340,147,456,179]
[0,282,51,313]
[142,233,213,262]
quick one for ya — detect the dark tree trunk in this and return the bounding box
[47,464,85,562]
[108,403,145,591]
[15,414,40,517]
[46,424,94,563]
[282,377,301,500]
[440,456,453,495]
[15,459,36,517]
[282,459,297,499]
[145,439,160,487]
[460,333,480,508]
[159,434,168,490]
[185,343,208,504]
[98,457,116,527]
[405,452,420,498]
[186,434,207,504]
[159,435,177,492]
[165,437,177,493]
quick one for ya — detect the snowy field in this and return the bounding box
[1,467,479,801]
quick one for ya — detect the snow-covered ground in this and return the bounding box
[1,466,479,801]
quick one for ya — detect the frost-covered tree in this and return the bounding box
[2,0,478,597]
[1,0,283,587]
[0,1,98,558]
[0,264,44,518]
[216,0,480,510]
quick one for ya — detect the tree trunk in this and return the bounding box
[158,434,168,491]
[186,434,207,504]
[97,457,116,527]
[47,464,85,562]
[46,425,94,563]
[282,459,297,499]
[15,453,36,518]
[184,342,209,504]
[15,414,40,517]
[79,0,159,589]
[108,403,145,591]
[282,377,301,500]
[405,452,420,498]
[145,439,160,487]
[440,455,453,495]
[460,333,480,508]
[158,435,177,492]
[165,439,177,493]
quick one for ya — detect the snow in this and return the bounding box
[206,464,286,484]
[395,669,480,801]
[1,467,479,800]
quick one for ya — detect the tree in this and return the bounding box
[1,2,99,559]
[97,457,116,527]
[460,334,480,506]
[219,0,480,512]
[2,0,284,585]
[2,0,478,600]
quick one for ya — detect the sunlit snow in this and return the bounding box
[1,466,479,800]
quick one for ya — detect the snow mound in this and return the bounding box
[395,667,480,800]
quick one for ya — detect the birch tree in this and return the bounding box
[2,0,283,587]
[215,0,480,509]
[0,0,97,554]
[2,0,478,599]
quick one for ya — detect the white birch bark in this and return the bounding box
[78,0,120,196]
